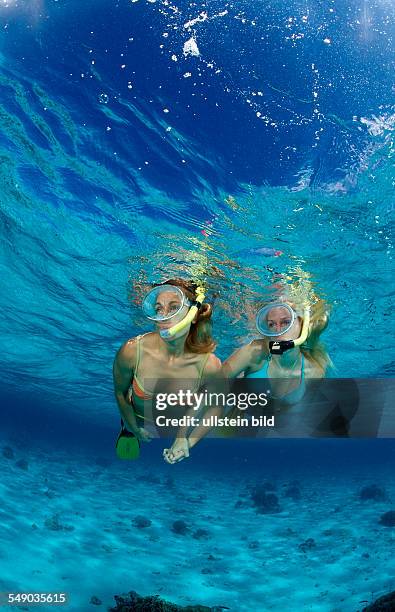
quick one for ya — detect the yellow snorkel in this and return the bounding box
[159,286,206,339]
[294,306,310,346]
[269,306,311,355]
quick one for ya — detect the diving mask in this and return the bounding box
[256,301,310,354]
[142,285,191,322]
[142,284,205,339]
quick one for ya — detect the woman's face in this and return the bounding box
[154,289,190,333]
[265,305,302,341]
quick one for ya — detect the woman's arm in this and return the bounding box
[187,343,266,448]
[163,353,222,463]
[113,340,141,433]
[222,341,262,378]
[186,354,224,450]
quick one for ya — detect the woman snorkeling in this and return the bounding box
[222,290,331,403]
[112,279,221,463]
[222,283,370,438]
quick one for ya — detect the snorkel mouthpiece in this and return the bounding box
[269,307,311,355]
[269,339,295,355]
[160,286,205,339]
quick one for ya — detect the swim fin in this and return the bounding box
[115,427,140,460]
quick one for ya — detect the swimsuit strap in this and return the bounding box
[134,333,153,380]
[132,334,153,399]
[196,352,211,387]
[135,334,142,375]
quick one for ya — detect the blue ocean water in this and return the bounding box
[0,1,394,610]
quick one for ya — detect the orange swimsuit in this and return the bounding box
[127,334,211,405]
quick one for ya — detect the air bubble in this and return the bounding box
[183,37,200,57]
[99,93,109,104]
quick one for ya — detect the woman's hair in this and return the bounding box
[154,279,216,354]
[296,297,331,373]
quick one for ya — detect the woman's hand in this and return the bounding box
[133,427,153,443]
[163,437,190,464]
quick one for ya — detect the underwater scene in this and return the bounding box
[0,0,394,610]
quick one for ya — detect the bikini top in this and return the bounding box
[246,353,306,405]
[128,334,211,402]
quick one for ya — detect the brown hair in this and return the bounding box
[154,279,216,354]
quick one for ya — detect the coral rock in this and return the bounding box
[362,590,395,611]
[251,486,281,514]
[299,538,316,553]
[359,485,386,502]
[379,511,395,527]
[171,520,190,535]
[2,446,14,459]
[109,590,229,611]
[133,516,152,529]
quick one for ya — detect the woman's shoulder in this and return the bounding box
[116,334,153,364]
[200,352,222,377]
[115,338,136,360]
[123,332,156,350]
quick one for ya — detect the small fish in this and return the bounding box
[237,246,283,257]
